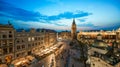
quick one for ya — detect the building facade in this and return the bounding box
[78,30,120,45]
[58,31,71,40]
[58,19,77,41]
[0,23,57,63]
[43,29,57,48]
[15,28,45,59]
[0,24,15,63]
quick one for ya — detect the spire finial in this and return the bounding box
[73,18,75,24]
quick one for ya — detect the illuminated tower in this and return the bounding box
[71,19,77,39]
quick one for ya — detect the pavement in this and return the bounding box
[54,40,85,67]
[29,41,64,67]
[23,39,86,67]
[90,57,113,67]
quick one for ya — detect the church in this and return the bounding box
[71,19,77,40]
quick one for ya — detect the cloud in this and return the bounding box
[0,0,92,22]
[0,0,42,21]
[78,18,87,22]
[45,12,92,21]
[77,22,95,27]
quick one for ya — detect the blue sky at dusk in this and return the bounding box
[0,0,120,31]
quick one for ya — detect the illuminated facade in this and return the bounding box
[58,31,71,40]
[78,29,120,45]
[15,28,45,59]
[0,24,15,63]
[43,29,57,48]
[0,23,57,63]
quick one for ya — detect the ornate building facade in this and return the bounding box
[15,28,45,59]
[0,23,57,64]
[14,28,57,59]
[77,29,120,46]
[0,24,15,63]
[43,29,57,48]
[58,31,71,40]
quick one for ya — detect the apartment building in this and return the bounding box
[15,28,44,59]
[43,29,57,48]
[0,24,14,63]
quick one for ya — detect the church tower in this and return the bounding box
[71,19,77,40]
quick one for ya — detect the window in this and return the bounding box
[3,48,7,54]
[9,40,13,46]
[22,45,25,49]
[35,37,37,40]
[17,46,20,50]
[41,42,43,44]
[17,40,20,43]
[9,40,13,43]
[2,40,7,46]
[2,35,7,38]
[32,44,34,46]
[9,47,13,53]
[0,35,1,39]
[32,37,34,41]
[22,40,24,42]
[9,31,12,34]
[93,63,95,66]
[28,37,31,41]
[0,49,2,55]
[28,44,31,48]
[17,54,19,57]
[0,41,1,46]
[38,37,40,40]
[35,43,37,46]
[9,43,13,46]
[41,37,43,40]
[9,35,12,38]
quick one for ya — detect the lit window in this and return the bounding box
[28,37,31,41]
[32,37,34,41]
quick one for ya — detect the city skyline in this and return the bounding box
[0,0,120,31]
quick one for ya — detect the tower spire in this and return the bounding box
[72,18,75,25]
[71,18,77,40]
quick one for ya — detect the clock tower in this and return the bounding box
[71,19,77,40]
